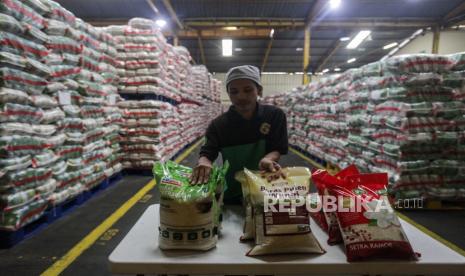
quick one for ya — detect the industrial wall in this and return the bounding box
[213,73,303,103]
[395,29,465,56]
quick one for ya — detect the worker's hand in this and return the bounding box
[190,157,213,185]
[259,158,286,182]
[259,157,281,172]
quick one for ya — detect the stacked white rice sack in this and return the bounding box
[264,52,465,201]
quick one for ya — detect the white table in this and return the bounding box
[109,204,465,275]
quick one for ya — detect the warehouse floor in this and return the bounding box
[0,144,464,276]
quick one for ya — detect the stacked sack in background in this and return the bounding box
[264,52,465,201]
[347,54,465,200]
[107,19,222,169]
[0,0,60,231]
[0,0,123,231]
[106,18,175,100]
[284,77,351,168]
[117,100,181,169]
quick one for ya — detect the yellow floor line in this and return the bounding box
[289,147,325,170]
[41,138,204,276]
[289,146,465,257]
[396,212,465,257]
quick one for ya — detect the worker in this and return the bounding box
[190,65,288,204]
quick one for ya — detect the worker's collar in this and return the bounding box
[228,102,263,122]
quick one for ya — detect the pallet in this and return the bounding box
[0,172,124,249]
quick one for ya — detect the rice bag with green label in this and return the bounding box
[153,160,228,251]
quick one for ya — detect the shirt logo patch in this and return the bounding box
[260,123,271,135]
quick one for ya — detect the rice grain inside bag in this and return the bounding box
[244,167,325,256]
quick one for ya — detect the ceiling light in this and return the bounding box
[334,68,341,72]
[330,0,341,9]
[262,72,287,75]
[222,39,232,57]
[296,47,303,51]
[155,19,166,28]
[346,30,371,49]
[399,38,410,48]
[234,48,242,52]
[223,26,238,31]
[412,28,423,36]
[322,68,330,73]
[347,58,356,63]
[295,72,304,75]
[340,37,351,41]
[270,28,275,38]
[383,42,398,50]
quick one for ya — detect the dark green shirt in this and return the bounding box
[200,102,288,203]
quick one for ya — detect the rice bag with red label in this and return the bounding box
[311,165,359,245]
[328,173,418,262]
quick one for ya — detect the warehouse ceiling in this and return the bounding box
[57,0,465,73]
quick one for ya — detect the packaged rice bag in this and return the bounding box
[327,173,419,262]
[312,165,360,245]
[243,167,325,256]
[153,161,228,251]
[307,192,328,233]
[235,171,254,241]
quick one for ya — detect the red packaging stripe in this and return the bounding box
[4,0,43,26]
[3,75,47,86]
[13,171,52,187]
[0,39,48,57]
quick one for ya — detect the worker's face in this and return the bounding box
[227,79,262,113]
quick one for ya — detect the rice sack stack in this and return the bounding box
[153,161,228,250]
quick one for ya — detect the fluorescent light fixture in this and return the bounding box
[383,42,398,50]
[459,25,465,28]
[334,68,341,72]
[155,19,166,28]
[347,58,356,63]
[412,28,423,36]
[346,30,371,49]
[388,48,398,56]
[223,26,238,31]
[330,0,341,9]
[234,48,242,52]
[296,47,303,51]
[262,72,287,75]
[340,36,350,41]
[322,68,330,73]
[399,38,410,48]
[295,72,304,75]
[222,39,232,56]
[270,28,275,38]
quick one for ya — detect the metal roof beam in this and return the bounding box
[145,0,159,15]
[85,18,436,30]
[305,0,327,27]
[443,1,465,24]
[315,39,342,73]
[197,31,207,66]
[261,38,274,72]
[162,0,184,30]
[166,28,273,39]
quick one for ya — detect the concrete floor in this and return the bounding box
[0,145,463,275]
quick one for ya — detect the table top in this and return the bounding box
[109,204,465,275]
